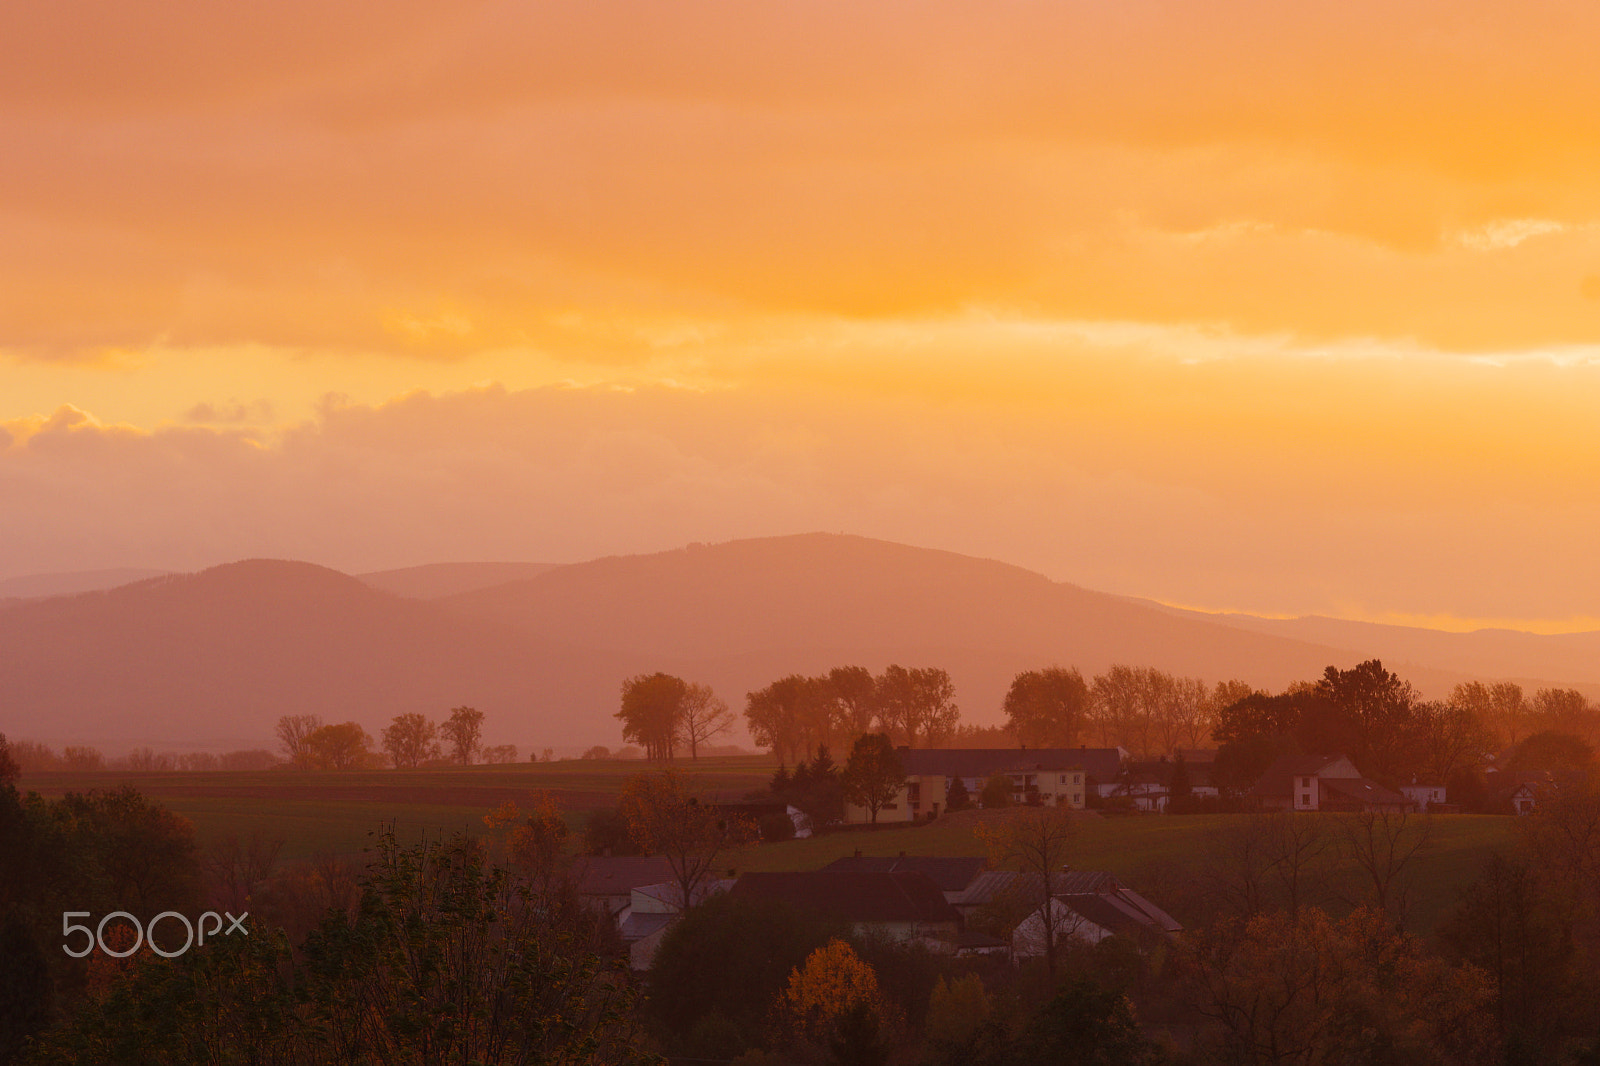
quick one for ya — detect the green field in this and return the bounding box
[738,809,1515,935]
[20,756,778,860]
[21,757,1514,937]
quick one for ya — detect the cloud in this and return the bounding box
[4,362,1600,626]
[183,400,275,425]
[3,0,1600,360]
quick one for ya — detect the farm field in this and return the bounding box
[21,758,1515,937]
[739,808,1515,936]
[19,755,777,860]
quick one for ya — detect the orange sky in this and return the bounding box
[4,0,1600,629]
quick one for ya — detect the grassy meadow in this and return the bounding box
[19,755,777,860]
[20,755,1515,937]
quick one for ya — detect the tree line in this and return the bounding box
[1210,659,1600,798]
[2,741,278,774]
[273,706,519,769]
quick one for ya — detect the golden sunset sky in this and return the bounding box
[4,0,1600,629]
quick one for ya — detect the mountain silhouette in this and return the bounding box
[3,535,1593,753]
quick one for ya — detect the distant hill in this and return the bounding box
[0,567,170,601]
[359,562,563,600]
[5,535,1596,755]
[437,533,1484,725]
[0,560,628,753]
[1132,602,1600,695]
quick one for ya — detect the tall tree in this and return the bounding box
[1337,808,1432,925]
[619,769,755,912]
[1416,699,1493,783]
[1003,667,1091,748]
[305,722,374,770]
[745,675,811,762]
[275,714,323,769]
[381,712,438,768]
[1314,660,1420,781]
[975,805,1077,980]
[1089,665,1142,750]
[679,682,734,760]
[0,733,18,787]
[441,705,485,766]
[841,733,905,825]
[876,665,959,749]
[829,666,881,738]
[619,673,688,762]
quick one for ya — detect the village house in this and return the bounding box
[1008,870,1183,960]
[570,855,677,918]
[1401,781,1447,810]
[1251,753,1412,812]
[618,877,734,971]
[727,870,963,944]
[842,747,1125,823]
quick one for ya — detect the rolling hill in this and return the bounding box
[3,534,1595,754]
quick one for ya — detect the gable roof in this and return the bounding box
[1318,777,1411,809]
[900,747,1127,783]
[1055,890,1183,936]
[571,856,676,898]
[822,855,987,892]
[1251,753,1356,797]
[729,871,961,924]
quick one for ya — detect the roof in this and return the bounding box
[822,855,987,892]
[729,871,961,924]
[1250,753,1356,798]
[900,747,1128,783]
[1318,777,1412,809]
[1056,893,1151,936]
[958,869,1131,911]
[618,911,677,943]
[631,877,733,911]
[948,869,1022,908]
[571,856,676,898]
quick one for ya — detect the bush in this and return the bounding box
[760,811,796,843]
[980,774,1013,809]
[583,807,643,856]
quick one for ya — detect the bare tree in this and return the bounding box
[1262,813,1334,917]
[1200,815,1280,921]
[679,682,734,759]
[1417,699,1493,784]
[275,714,322,769]
[619,769,755,912]
[1338,809,1432,924]
[976,805,1078,979]
[204,830,285,913]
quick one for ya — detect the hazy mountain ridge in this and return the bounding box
[358,562,563,600]
[1133,599,1600,693]
[0,567,171,601]
[0,559,630,752]
[3,535,1594,753]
